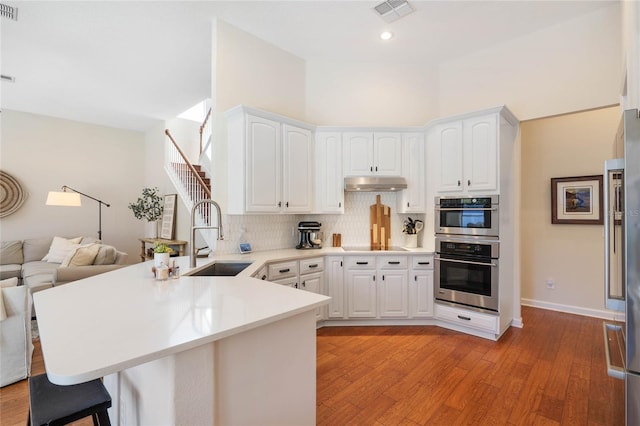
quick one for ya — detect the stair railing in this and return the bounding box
[199,107,212,156]
[165,129,211,201]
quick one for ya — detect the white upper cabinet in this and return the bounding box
[226,106,314,214]
[343,132,402,176]
[282,124,313,212]
[246,115,282,212]
[430,112,499,194]
[397,132,426,213]
[315,132,344,213]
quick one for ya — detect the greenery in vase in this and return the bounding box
[153,242,174,254]
[128,187,163,221]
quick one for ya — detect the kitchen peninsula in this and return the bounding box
[34,256,331,425]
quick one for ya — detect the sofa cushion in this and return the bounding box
[22,238,53,263]
[0,264,22,281]
[41,236,82,263]
[0,277,18,288]
[0,240,23,265]
[93,245,118,265]
[61,243,100,267]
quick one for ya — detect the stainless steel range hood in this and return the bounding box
[344,176,407,192]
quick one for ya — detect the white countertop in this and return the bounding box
[34,246,432,385]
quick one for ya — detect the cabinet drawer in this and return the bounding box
[300,257,324,274]
[377,256,408,269]
[345,256,376,269]
[435,304,498,333]
[268,260,298,281]
[411,255,434,270]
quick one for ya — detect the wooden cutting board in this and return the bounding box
[370,194,391,250]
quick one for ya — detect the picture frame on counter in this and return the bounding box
[160,194,177,239]
[551,175,603,225]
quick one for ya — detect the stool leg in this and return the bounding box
[96,410,111,426]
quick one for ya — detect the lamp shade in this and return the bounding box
[46,191,81,207]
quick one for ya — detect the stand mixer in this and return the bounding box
[296,221,323,249]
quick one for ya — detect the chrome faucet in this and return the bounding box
[190,199,224,268]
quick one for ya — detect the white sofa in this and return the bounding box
[0,277,33,387]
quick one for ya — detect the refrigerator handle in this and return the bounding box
[603,322,625,380]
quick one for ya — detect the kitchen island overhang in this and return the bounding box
[34,257,330,425]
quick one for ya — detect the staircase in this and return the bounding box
[164,127,219,251]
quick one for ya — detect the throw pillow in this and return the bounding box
[61,243,100,267]
[93,245,117,265]
[41,236,82,263]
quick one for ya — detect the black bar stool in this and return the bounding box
[28,373,112,426]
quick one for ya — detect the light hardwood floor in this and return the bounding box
[1,306,625,426]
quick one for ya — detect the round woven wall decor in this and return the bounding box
[0,170,28,218]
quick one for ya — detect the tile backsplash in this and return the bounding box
[216,192,427,254]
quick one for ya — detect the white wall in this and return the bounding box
[520,106,620,318]
[621,0,640,110]
[305,60,439,126]
[437,4,621,121]
[0,110,145,261]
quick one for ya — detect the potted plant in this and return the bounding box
[153,242,174,268]
[128,187,163,238]
[402,217,423,248]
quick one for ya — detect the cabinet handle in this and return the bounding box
[286,201,289,208]
[278,201,282,207]
[261,275,267,280]
[294,282,298,288]
[356,261,369,265]
[382,275,385,281]
[301,281,306,287]
[373,275,376,281]
[308,264,318,268]
[279,268,290,273]
[388,261,400,265]
[457,315,471,321]
[467,179,471,186]
[418,262,430,265]
[457,180,461,186]
[414,275,417,281]
[340,261,343,267]
[407,202,410,207]
[339,202,342,208]
[370,166,373,172]
[375,166,378,172]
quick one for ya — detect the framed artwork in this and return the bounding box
[160,194,177,239]
[551,175,603,225]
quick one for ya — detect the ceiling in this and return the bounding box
[0,1,615,132]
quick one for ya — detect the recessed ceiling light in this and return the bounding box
[380,31,394,41]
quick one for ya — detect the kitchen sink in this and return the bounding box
[341,246,408,252]
[185,261,253,277]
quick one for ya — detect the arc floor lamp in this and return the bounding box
[46,185,111,240]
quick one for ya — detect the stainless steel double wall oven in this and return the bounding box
[434,196,500,312]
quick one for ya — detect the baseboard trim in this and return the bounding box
[521,298,625,322]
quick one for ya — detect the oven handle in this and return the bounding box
[434,255,497,268]
[435,207,498,211]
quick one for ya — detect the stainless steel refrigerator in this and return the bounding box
[604,108,640,425]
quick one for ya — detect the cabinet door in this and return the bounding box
[347,270,377,318]
[326,257,345,318]
[273,276,298,288]
[379,271,408,318]
[315,132,344,213]
[374,132,402,176]
[300,271,325,321]
[433,121,463,193]
[246,115,281,212]
[410,271,434,318]
[283,124,312,212]
[343,132,374,176]
[463,114,498,192]
[398,132,426,213]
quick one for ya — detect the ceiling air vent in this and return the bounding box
[0,3,17,20]
[373,0,413,23]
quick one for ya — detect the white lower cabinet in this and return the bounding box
[326,256,345,318]
[300,271,325,321]
[347,269,377,318]
[435,303,498,334]
[273,276,298,288]
[378,256,409,318]
[410,255,434,318]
